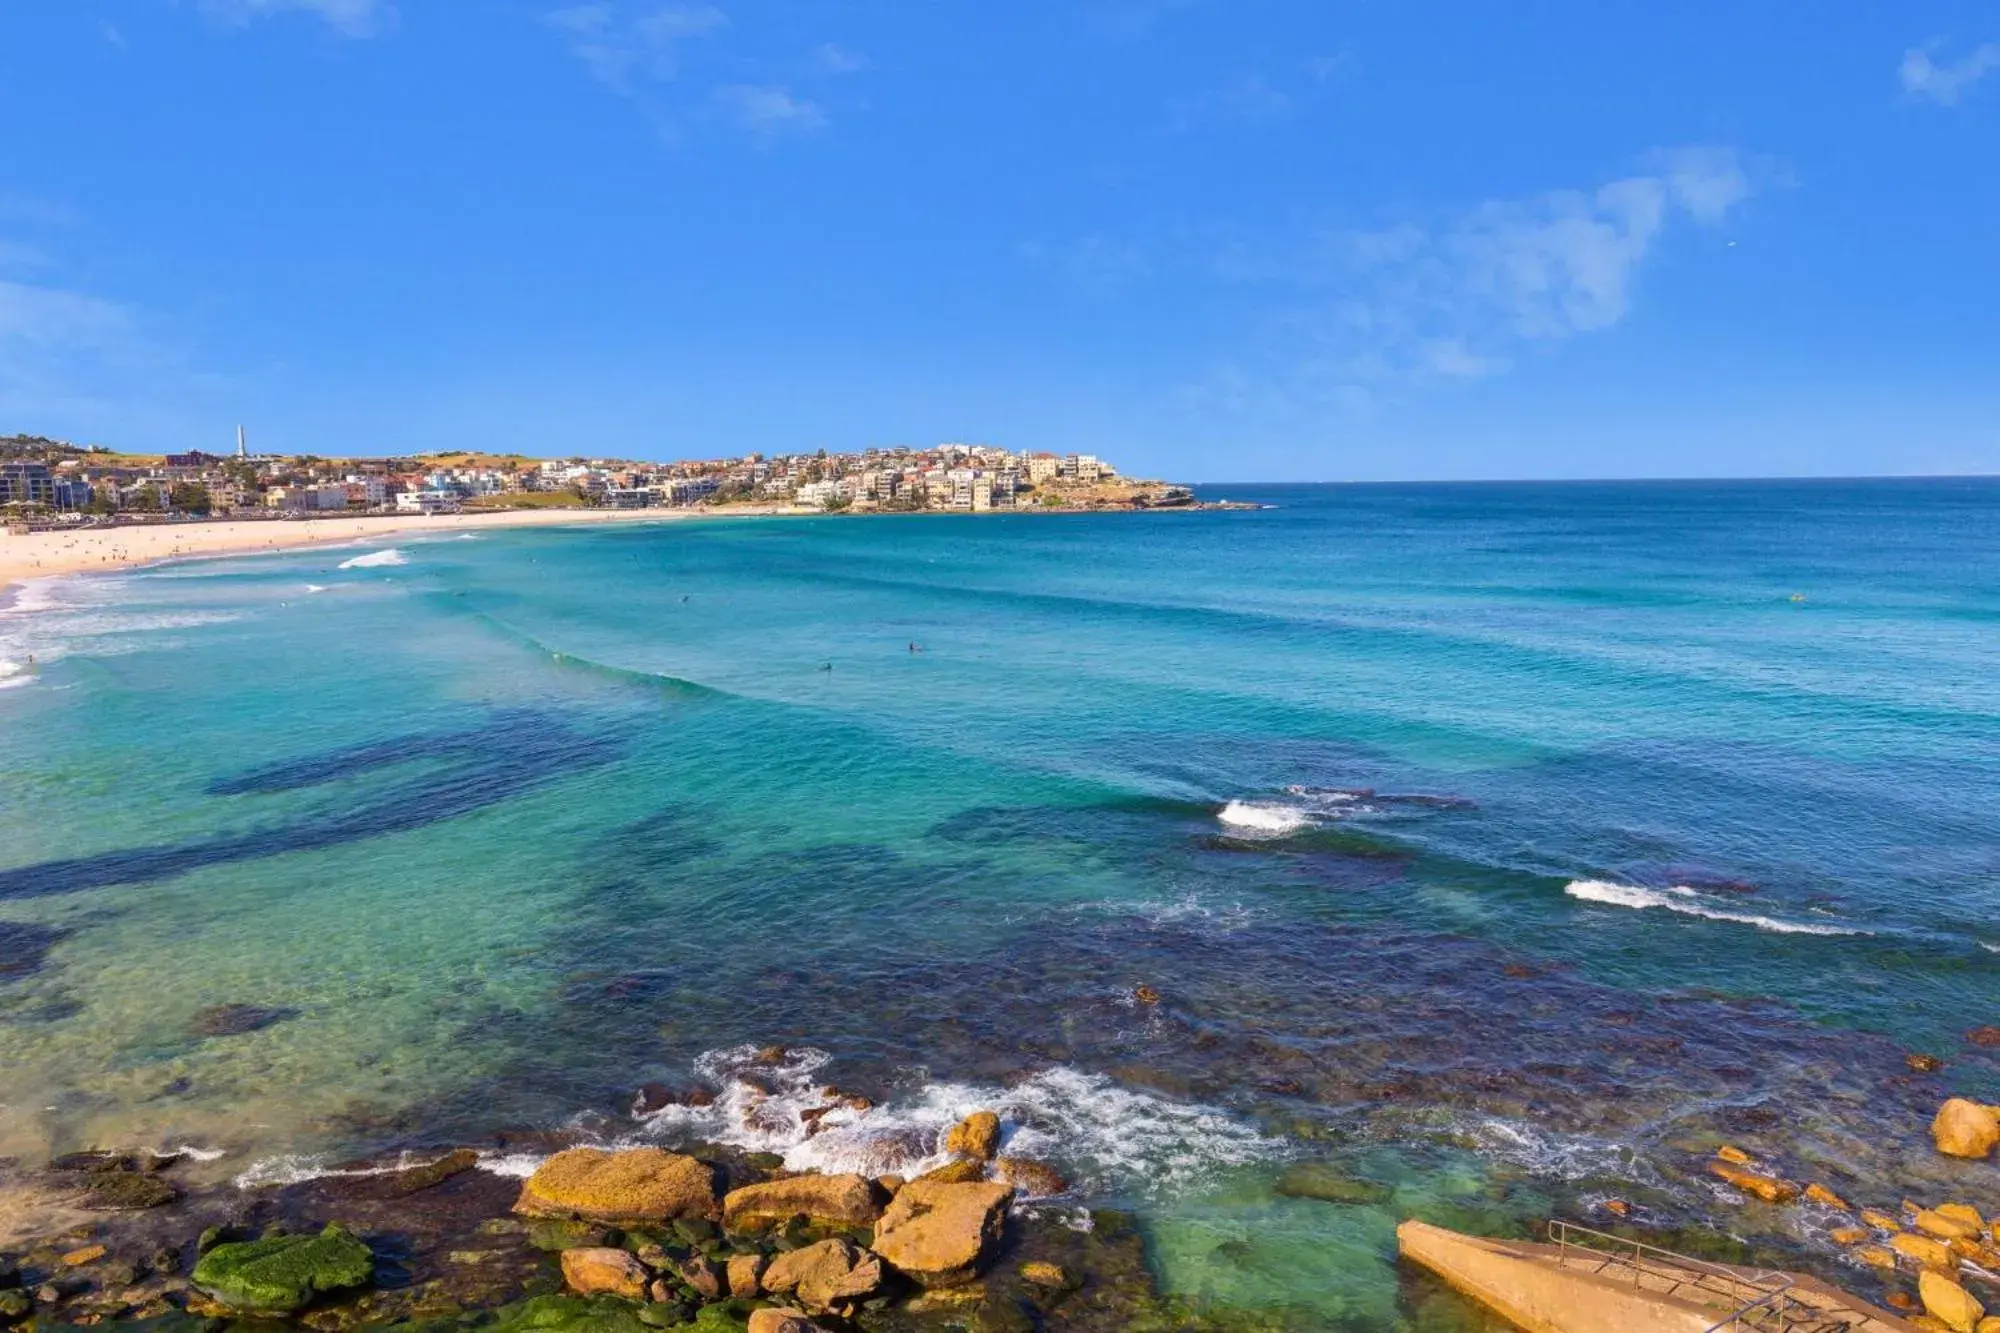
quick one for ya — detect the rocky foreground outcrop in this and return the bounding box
[0,1106,1198,1331]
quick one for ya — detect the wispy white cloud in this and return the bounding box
[1900,40,2000,105]
[1177,146,1758,425]
[715,84,826,135]
[549,5,839,141]
[0,240,152,432]
[0,281,135,350]
[812,43,869,75]
[199,0,392,38]
[546,3,727,92]
[1312,145,1753,383]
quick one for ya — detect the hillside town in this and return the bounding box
[0,431,1195,527]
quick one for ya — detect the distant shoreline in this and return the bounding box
[0,500,1250,594]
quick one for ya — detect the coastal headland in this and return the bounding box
[0,435,1220,593]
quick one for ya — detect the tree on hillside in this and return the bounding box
[169,482,212,514]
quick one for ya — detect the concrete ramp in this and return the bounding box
[1397,1219,1918,1333]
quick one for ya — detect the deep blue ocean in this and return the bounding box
[4,480,1999,1325]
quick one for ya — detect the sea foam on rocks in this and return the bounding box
[632,1044,1282,1198]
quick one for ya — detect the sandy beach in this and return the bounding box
[0,505,793,592]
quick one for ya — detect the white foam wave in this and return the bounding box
[1069,893,1260,932]
[477,1152,545,1179]
[232,1154,346,1189]
[0,659,26,690]
[0,578,66,616]
[1217,800,1309,836]
[338,548,406,569]
[233,1147,485,1189]
[1565,880,1865,937]
[168,1144,228,1162]
[1462,1118,1659,1186]
[304,584,328,594]
[635,1044,1281,1198]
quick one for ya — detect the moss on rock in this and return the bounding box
[404,1293,659,1333]
[1271,1164,1392,1207]
[190,1222,375,1312]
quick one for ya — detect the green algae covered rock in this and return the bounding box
[191,1222,374,1312]
[421,1293,660,1333]
[687,1305,748,1331]
[1272,1163,1393,1207]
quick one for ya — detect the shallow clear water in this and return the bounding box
[4,480,1999,1324]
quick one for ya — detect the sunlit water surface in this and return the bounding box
[4,480,2000,1326]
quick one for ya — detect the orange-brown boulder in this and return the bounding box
[992,1157,1067,1197]
[722,1173,881,1233]
[1920,1269,1985,1332]
[943,1112,1001,1161]
[515,1148,718,1222]
[727,1252,766,1298]
[746,1311,827,1333]
[1852,1245,1897,1270]
[1932,1099,2000,1160]
[872,1179,1011,1287]
[1918,1208,1982,1242]
[760,1238,882,1314]
[560,1247,649,1300]
[1706,1162,1798,1204]
[1892,1232,1956,1270]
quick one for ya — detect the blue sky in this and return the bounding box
[0,2,1994,480]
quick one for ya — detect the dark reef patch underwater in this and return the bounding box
[4,479,2000,1326]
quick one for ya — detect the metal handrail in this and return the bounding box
[1543,1221,1856,1333]
[1702,1286,1856,1332]
[1547,1220,1791,1293]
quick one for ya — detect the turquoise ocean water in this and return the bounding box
[4,480,2000,1325]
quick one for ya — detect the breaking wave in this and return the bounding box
[1565,880,1866,937]
[1217,801,1309,836]
[338,548,407,570]
[633,1044,1282,1198]
[1217,785,1471,839]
